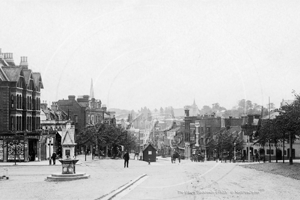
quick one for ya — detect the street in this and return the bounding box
[1,156,300,200]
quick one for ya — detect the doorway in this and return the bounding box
[55,132,62,158]
[28,139,37,161]
[276,149,282,160]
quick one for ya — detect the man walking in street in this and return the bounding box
[123,150,129,168]
[51,152,57,165]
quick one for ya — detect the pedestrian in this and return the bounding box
[51,152,57,165]
[255,152,259,163]
[123,150,129,168]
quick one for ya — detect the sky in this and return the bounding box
[1,0,300,111]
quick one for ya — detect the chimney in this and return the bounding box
[184,106,189,117]
[68,95,76,100]
[3,53,15,66]
[51,102,58,112]
[83,95,89,101]
[102,104,107,112]
[40,100,48,110]
[20,56,28,69]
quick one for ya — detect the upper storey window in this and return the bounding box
[29,80,34,90]
[17,79,23,88]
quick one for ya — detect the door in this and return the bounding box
[276,149,282,160]
[28,139,37,161]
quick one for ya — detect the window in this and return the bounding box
[266,149,274,155]
[91,115,94,124]
[74,115,78,123]
[11,95,15,108]
[11,116,15,130]
[87,115,90,124]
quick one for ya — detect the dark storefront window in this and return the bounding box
[0,140,3,160]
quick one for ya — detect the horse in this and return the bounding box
[171,152,181,163]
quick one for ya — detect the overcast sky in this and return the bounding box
[1,0,300,111]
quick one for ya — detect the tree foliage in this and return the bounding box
[206,128,244,159]
[76,123,138,156]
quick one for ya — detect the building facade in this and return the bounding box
[0,49,43,162]
[40,101,71,160]
[184,107,243,160]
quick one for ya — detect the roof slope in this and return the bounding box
[1,66,22,81]
[32,72,44,89]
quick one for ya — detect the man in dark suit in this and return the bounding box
[123,150,129,168]
[51,152,57,165]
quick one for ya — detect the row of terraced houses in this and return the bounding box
[0,48,115,162]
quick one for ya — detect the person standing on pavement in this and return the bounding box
[255,152,260,163]
[123,150,129,168]
[51,152,57,165]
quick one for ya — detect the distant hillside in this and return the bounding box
[108,108,132,119]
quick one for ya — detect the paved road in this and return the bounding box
[1,156,300,200]
[117,159,300,200]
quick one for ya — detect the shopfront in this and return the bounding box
[0,135,41,162]
[0,139,4,161]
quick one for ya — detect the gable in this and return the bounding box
[1,66,23,82]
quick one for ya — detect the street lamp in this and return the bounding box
[233,142,236,163]
[47,137,53,165]
[195,121,200,147]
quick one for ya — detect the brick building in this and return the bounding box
[40,101,70,160]
[183,108,243,160]
[0,49,43,162]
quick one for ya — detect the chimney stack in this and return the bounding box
[68,95,76,100]
[3,53,15,65]
[51,102,58,112]
[184,106,189,117]
[102,104,107,112]
[20,56,28,69]
[40,100,48,110]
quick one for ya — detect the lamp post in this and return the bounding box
[289,132,293,165]
[247,135,251,162]
[47,137,53,165]
[195,121,200,147]
[233,142,236,163]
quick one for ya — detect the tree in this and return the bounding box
[255,119,282,162]
[76,123,138,158]
[160,107,164,114]
[276,93,300,164]
[206,128,244,161]
[199,105,212,115]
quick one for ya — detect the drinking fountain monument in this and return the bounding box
[46,121,90,181]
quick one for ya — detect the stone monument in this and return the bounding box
[46,121,90,181]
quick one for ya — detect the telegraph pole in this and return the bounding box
[269,97,271,163]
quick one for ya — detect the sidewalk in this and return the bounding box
[0,155,90,166]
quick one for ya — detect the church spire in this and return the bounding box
[90,78,94,99]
